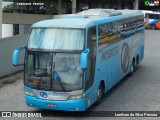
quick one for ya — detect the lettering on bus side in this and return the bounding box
[101,46,119,63]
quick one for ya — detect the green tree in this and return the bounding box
[3,4,13,13]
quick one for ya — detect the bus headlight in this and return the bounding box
[68,94,83,100]
[24,90,35,96]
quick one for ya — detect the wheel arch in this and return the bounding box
[99,80,106,93]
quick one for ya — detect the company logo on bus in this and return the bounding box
[40,91,48,98]
[53,92,69,96]
[121,43,129,73]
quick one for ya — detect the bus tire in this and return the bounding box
[151,24,156,30]
[129,59,136,76]
[95,83,104,105]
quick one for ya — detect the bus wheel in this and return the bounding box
[95,83,104,105]
[151,24,156,30]
[129,60,136,76]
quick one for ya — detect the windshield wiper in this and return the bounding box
[52,55,65,91]
[53,71,65,91]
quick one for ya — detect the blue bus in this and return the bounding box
[13,9,145,111]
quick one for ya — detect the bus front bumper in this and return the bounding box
[25,95,87,111]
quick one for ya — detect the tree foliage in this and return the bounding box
[3,4,13,13]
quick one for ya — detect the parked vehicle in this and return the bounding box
[12,9,145,111]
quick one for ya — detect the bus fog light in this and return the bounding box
[69,94,83,100]
[24,90,34,96]
[75,108,79,111]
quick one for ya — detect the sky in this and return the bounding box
[2,2,13,8]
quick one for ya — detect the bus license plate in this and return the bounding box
[46,103,56,107]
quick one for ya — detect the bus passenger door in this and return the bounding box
[84,27,97,107]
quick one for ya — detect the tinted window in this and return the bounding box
[149,14,160,19]
[98,23,119,45]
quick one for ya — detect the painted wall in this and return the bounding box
[0,35,28,77]
[2,24,13,38]
[0,0,2,38]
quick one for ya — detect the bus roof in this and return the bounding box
[31,9,143,29]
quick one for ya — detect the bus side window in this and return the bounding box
[155,14,159,19]
[98,24,110,45]
[88,27,96,55]
[145,13,149,18]
[149,14,155,19]
[118,20,124,40]
[85,59,92,90]
[88,27,96,42]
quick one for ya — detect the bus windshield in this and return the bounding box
[28,28,85,50]
[25,51,83,91]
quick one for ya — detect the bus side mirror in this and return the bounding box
[81,49,90,69]
[12,45,26,66]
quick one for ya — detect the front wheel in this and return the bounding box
[95,84,104,105]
